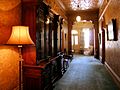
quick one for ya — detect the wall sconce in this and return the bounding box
[6,26,34,90]
[76,16,81,22]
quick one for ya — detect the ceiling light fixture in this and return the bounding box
[70,0,94,10]
[76,16,81,22]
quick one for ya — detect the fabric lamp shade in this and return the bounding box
[7,26,34,45]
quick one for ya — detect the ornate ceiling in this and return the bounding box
[59,0,104,11]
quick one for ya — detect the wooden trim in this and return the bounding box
[50,9,59,16]
[105,62,120,87]
[55,0,66,11]
[50,56,59,61]
[99,0,112,21]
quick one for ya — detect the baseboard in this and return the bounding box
[105,62,120,88]
[99,56,102,62]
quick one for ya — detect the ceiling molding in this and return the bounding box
[55,0,66,11]
[99,0,112,21]
[50,9,59,15]
[60,0,104,13]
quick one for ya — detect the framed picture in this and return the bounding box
[107,19,117,41]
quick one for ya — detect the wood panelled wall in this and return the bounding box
[99,0,120,80]
[22,0,37,65]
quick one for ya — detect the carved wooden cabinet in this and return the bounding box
[23,56,62,90]
[22,0,63,90]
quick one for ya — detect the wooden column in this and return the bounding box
[49,16,53,56]
[60,18,63,52]
[93,19,99,59]
[53,15,59,56]
[68,17,73,54]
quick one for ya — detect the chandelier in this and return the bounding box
[70,0,97,10]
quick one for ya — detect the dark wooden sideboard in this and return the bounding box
[23,55,62,90]
[21,0,65,89]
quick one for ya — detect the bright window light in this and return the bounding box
[72,35,78,45]
[72,35,74,45]
[71,30,78,34]
[75,35,78,45]
[71,30,78,45]
[83,28,90,48]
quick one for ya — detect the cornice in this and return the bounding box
[55,0,66,11]
[99,0,112,21]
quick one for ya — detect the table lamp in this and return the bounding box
[6,26,34,90]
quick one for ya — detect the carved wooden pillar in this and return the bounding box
[93,19,99,59]
[53,15,59,56]
[68,17,73,54]
[60,18,63,52]
[43,5,49,58]
[49,15,53,56]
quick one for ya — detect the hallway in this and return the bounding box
[54,55,119,90]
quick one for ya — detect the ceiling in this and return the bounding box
[59,0,104,12]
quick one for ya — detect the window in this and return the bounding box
[71,30,78,45]
[83,28,90,48]
[75,35,78,45]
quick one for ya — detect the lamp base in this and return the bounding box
[18,46,23,90]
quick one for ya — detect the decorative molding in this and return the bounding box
[105,62,120,85]
[99,0,112,21]
[50,9,59,15]
[72,21,94,29]
[56,0,66,11]
[43,0,67,19]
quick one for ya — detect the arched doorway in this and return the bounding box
[71,20,94,55]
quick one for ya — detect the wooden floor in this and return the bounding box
[53,55,119,90]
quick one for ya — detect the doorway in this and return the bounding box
[71,30,79,53]
[71,21,94,55]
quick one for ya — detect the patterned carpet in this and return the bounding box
[54,55,119,90]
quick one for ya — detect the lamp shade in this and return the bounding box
[7,26,34,45]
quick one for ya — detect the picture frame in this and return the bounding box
[107,19,117,41]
